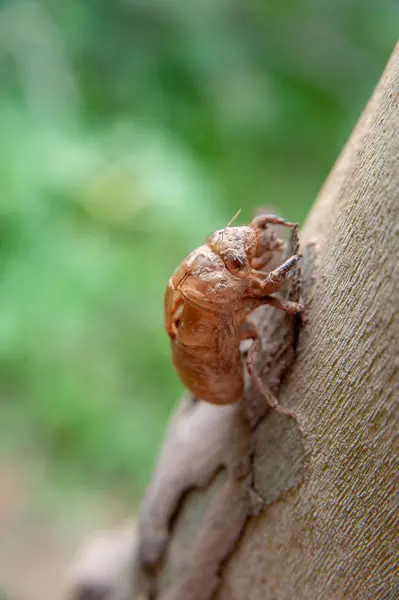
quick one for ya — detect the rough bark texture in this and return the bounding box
[68,44,399,600]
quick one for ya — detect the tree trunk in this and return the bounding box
[131,43,398,600]
[69,43,399,600]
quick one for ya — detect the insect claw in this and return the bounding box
[279,254,300,273]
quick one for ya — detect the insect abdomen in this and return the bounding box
[171,338,243,405]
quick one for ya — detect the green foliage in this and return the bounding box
[0,0,397,501]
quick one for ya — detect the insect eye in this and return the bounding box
[227,255,244,270]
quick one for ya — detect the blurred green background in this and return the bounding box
[0,0,397,504]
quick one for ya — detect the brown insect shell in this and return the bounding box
[165,225,259,405]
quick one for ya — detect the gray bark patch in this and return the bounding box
[252,412,305,505]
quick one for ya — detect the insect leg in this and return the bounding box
[245,331,298,422]
[260,295,303,315]
[251,240,285,270]
[251,219,286,270]
[251,214,297,229]
[248,255,301,297]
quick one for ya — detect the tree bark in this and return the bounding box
[131,43,398,600]
[69,43,399,600]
